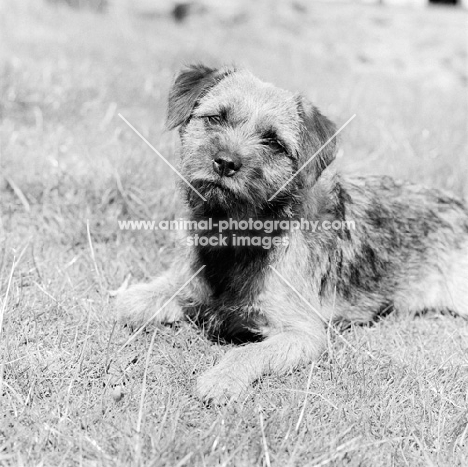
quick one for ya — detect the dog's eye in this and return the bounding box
[263,138,287,153]
[204,115,222,125]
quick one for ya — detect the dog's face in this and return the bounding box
[167,65,337,217]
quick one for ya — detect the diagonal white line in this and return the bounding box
[118,265,206,352]
[118,113,207,201]
[268,265,377,360]
[268,114,356,201]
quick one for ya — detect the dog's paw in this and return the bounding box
[115,283,171,329]
[114,284,154,329]
[115,280,183,330]
[197,365,249,404]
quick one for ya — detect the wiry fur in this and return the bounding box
[115,65,468,403]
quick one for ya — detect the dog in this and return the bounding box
[116,64,468,404]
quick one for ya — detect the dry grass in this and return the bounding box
[1,0,467,465]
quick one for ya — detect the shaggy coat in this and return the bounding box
[116,65,468,403]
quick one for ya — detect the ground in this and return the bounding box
[1,0,467,465]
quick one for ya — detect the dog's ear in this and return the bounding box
[167,64,227,130]
[296,96,337,183]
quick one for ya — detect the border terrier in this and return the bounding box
[116,64,468,403]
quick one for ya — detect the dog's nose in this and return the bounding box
[212,152,242,177]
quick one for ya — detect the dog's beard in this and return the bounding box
[183,177,297,220]
[185,179,257,218]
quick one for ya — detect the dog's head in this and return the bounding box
[167,64,337,217]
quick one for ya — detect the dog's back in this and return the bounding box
[331,175,468,320]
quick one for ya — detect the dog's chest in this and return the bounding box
[196,244,269,299]
[186,244,271,338]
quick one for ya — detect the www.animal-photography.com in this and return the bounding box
[1,0,467,465]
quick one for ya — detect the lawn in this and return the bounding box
[1,0,467,465]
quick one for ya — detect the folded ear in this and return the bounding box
[296,96,338,183]
[167,64,232,130]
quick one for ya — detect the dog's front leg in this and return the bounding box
[197,328,325,404]
[115,269,185,329]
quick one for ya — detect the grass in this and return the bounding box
[1,0,467,465]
